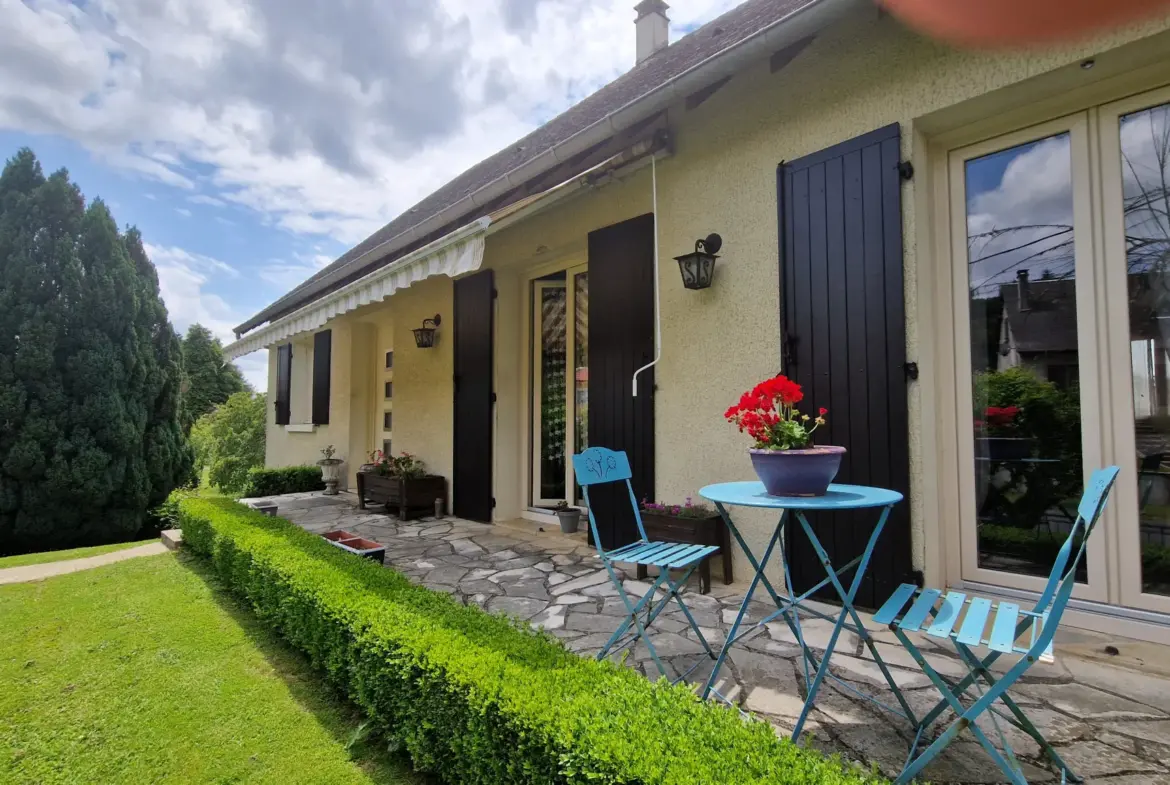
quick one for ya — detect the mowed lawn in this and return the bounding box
[0,539,155,569]
[0,552,422,785]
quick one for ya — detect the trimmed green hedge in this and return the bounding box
[242,465,325,497]
[178,496,881,785]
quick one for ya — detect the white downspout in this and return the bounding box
[632,155,661,397]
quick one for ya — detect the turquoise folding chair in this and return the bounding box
[571,447,719,681]
[874,466,1119,784]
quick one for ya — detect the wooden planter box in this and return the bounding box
[356,471,448,521]
[322,530,386,564]
[638,510,733,594]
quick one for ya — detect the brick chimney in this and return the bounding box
[634,0,670,64]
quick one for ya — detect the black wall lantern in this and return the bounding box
[674,233,722,290]
[413,314,441,348]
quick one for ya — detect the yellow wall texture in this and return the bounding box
[387,275,455,500]
[648,12,1170,582]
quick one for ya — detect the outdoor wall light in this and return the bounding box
[674,233,723,290]
[413,314,441,348]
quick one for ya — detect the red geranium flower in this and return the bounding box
[724,375,827,450]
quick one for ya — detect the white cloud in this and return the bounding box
[3,0,738,386]
[189,194,227,207]
[146,242,270,388]
[176,207,192,217]
[259,252,333,292]
[965,134,1076,295]
[233,353,270,393]
[0,0,740,248]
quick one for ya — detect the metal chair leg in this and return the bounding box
[663,565,716,659]
[598,560,672,678]
[953,642,1080,782]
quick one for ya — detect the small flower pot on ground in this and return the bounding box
[553,503,581,534]
[726,375,845,497]
[322,530,386,563]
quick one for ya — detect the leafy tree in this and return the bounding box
[190,391,267,493]
[0,148,189,554]
[974,367,1082,528]
[180,324,247,431]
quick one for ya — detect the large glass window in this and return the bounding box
[962,132,1086,581]
[1118,100,1170,598]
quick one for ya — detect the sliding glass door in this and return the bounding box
[949,114,1109,601]
[1101,86,1170,615]
[530,266,588,508]
[947,86,1170,616]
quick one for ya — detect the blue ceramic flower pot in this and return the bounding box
[749,446,846,497]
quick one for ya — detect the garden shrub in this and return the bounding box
[242,465,325,497]
[177,496,883,785]
[190,391,266,493]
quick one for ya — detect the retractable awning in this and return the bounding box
[222,217,490,360]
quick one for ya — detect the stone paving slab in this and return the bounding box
[262,491,1170,784]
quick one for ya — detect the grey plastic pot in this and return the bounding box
[555,509,581,534]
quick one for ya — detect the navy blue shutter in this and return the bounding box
[779,123,912,609]
[587,214,656,550]
[275,343,292,425]
[452,271,495,521]
[312,330,332,425]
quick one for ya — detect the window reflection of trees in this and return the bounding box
[963,107,1170,591]
[965,134,1084,578]
[1122,103,1170,595]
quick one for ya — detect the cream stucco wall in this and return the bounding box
[649,12,1170,585]
[388,275,455,500]
[257,8,1170,591]
[264,322,357,490]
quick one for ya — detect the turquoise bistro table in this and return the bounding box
[697,481,916,740]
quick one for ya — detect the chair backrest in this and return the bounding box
[1030,466,1119,650]
[570,447,648,551]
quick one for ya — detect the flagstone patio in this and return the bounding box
[252,491,1170,784]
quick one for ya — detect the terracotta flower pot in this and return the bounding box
[750,446,846,497]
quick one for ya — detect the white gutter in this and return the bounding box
[236,0,857,335]
[222,217,491,360]
[632,155,661,397]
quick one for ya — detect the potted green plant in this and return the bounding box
[553,500,581,534]
[317,445,344,496]
[725,375,842,497]
[638,498,731,593]
[356,450,448,521]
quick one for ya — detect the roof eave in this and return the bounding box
[234,0,858,337]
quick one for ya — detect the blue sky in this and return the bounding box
[1,0,739,389]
